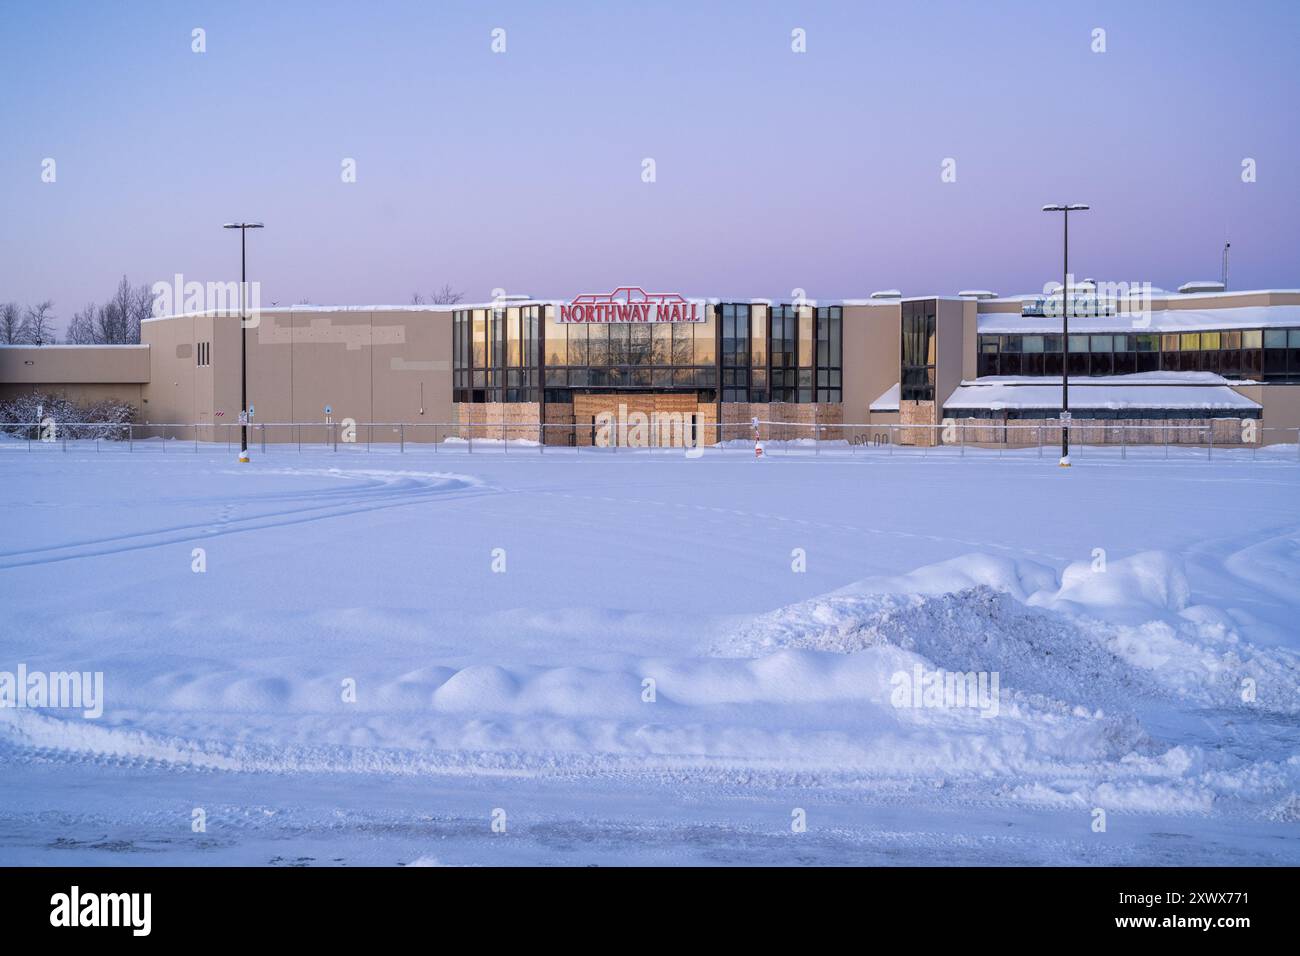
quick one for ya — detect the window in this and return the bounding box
[195,341,211,367]
[976,324,1296,381]
[671,323,692,365]
[769,305,799,402]
[900,300,936,402]
[798,307,814,368]
[453,305,543,403]
[608,324,628,365]
[507,308,521,366]
[569,324,588,365]
[692,317,715,365]
[815,306,842,403]
[472,312,486,368]
[588,325,610,365]
[651,322,671,364]
[721,303,752,403]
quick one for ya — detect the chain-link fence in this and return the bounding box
[1,419,1296,461]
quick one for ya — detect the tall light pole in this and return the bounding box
[223,222,263,462]
[1041,204,1088,467]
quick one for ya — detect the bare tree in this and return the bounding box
[431,283,464,304]
[87,275,149,344]
[0,302,22,344]
[412,284,464,305]
[101,276,131,343]
[65,303,98,344]
[130,282,152,342]
[20,301,57,345]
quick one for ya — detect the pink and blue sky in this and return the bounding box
[2,0,1297,324]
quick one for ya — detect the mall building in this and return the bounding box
[3,283,1299,447]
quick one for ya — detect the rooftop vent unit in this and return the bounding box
[957,290,999,299]
[869,289,902,299]
[1045,280,1095,294]
[1177,281,1225,294]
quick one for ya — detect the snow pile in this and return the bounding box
[729,550,1300,715]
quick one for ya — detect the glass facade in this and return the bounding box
[480,303,848,406]
[720,303,752,403]
[815,306,843,403]
[539,306,718,404]
[452,306,541,403]
[719,303,842,403]
[977,328,1300,382]
[769,305,799,402]
[901,299,937,402]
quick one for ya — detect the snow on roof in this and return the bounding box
[943,375,1261,412]
[967,371,1244,386]
[1178,281,1226,294]
[983,288,1299,306]
[142,302,531,323]
[0,343,150,349]
[958,290,998,299]
[869,382,900,411]
[977,304,1300,335]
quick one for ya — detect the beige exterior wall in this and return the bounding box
[0,344,150,413]
[960,298,979,381]
[0,345,150,384]
[842,303,900,424]
[934,299,967,424]
[141,308,454,441]
[1160,291,1300,311]
[140,314,203,424]
[1233,383,1300,441]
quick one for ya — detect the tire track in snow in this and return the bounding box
[0,469,492,569]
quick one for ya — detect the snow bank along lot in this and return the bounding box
[1,443,1298,865]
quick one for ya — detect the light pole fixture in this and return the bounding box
[1041,203,1088,467]
[222,221,264,462]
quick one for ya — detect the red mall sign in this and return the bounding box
[559,286,704,323]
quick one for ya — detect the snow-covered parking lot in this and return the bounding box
[1,442,1298,865]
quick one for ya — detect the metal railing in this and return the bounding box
[1,419,1297,462]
